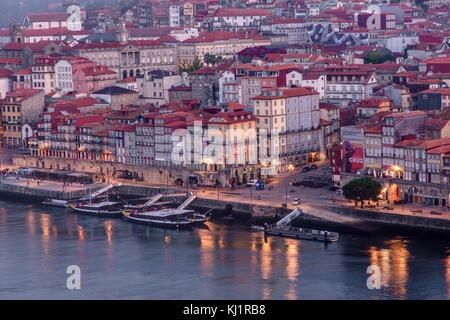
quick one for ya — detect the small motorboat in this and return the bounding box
[250,225,265,232]
[42,198,68,208]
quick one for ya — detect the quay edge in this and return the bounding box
[2,181,450,235]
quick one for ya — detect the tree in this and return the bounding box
[342,177,382,208]
[178,56,203,74]
[204,53,223,66]
[365,51,395,64]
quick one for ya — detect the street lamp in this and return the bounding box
[285,164,295,205]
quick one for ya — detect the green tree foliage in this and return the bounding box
[204,53,223,66]
[364,51,395,64]
[342,177,383,208]
[178,56,203,74]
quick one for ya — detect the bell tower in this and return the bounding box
[116,20,129,45]
[10,24,24,44]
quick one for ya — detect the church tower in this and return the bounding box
[10,24,24,44]
[116,20,129,45]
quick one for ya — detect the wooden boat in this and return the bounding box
[122,208,212,229]
[68,201,123,218]
[122,210,194,229]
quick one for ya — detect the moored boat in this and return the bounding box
[121,208,212,229]
[122,210,194,229]
[68,201,123,218]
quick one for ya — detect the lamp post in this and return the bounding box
[285,164,295,205]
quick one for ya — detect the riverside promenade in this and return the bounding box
[2,172,450,233]
[0,175,105,201]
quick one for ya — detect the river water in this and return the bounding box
[0,201,449,300]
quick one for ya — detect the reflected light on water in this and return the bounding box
[445,254,450,299]
[369,238,410,299]
[77,225,86,241]
[104,221,113,246]
[164,235,172,264]
[26,210,36,236]
[261,235,272,300]
[285,239,299,300]
[40,214,52,274]
[103,220,114,257]
[198,228,215,277]
[0,207,6,227]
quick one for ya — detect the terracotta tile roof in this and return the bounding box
[214,8,270,17]
[13,68,31,76]
[365,125,382,134]
[0,57,22,64]
[0,68,13,77]
[26,12,69,22]
[193,67,216,75]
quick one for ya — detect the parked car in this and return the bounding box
[301,166,311,173]
[310,164,318,170]
[246,179,258,187]
[292,198,301,205]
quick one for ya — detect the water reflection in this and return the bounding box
[285,239,300,300]
[104,220,114,256]
[368,238,410,299]
[40,214,51,256]
[26,210,36,236]
[198,226,215,278]
[0,207,6,227]
[1,201,450,299]
[445,253,450,299]
[261,235,272,300]
[164,234,171,264]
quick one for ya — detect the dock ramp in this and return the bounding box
[276,207,303,228]
[177,193,197,210]
[80,183,122,201]
[144,194,163,207]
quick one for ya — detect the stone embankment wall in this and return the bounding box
[13,155,194,186]
[322,205,450,232]
[0,181,100,201]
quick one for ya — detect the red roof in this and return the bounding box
[26,13,69,22]
[0,57,22,64]
[193,67,215,75]
[13,68,31,76]
[0,68,12,77]
[214,8,270,17]
[4,89,42,102]
[22,28,91,37]
[157,34,179,43]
